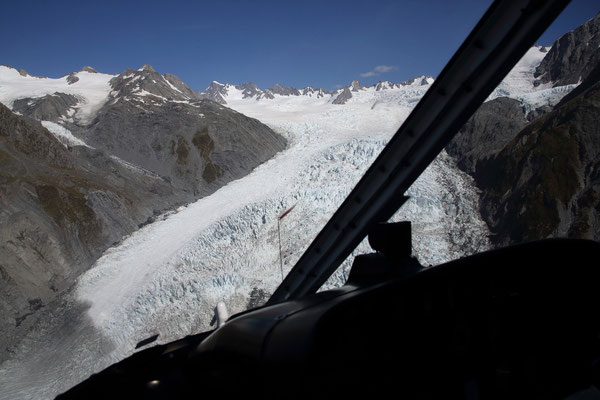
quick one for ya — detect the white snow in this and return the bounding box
[485,46,580,115]
[0,66,115,124]
[161,75,185,95]
[135,89,168,102]
[40,121,90,148]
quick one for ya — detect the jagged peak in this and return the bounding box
[332,87,352,104]
[80,66,98,73]
[139,64,156,73]
[399,75,435,86]
[66,72,79,85]
[374,80,395,91]
[350,80,364,91]
[270,83,300,96]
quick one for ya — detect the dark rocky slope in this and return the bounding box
[0,104,185,358]
[447,13,600,247]
[12,65,287,197]
[477,71,600,245]
[534,13,600,87]
[447,66,600,247]
[446,97,530,175]
[83,98,286,195]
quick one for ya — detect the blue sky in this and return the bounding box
[1,0,597,91]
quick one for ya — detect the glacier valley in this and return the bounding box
[0,46,576,400]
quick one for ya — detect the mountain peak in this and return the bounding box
[110,66,196,103]
[375,80,395,91]
[81,66,98,73]
[350,80,364,92]
[534,12,600,87]
[270,84,300,96]
[235,82,262,99]
[200,81,229,104]
[332,87,352,104]
[139,64,156,73]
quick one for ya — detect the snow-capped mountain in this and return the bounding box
[198,75,435,106]
[451,12,600,247]
[0,62,287,194]
[0,65,114,124]
[108,64,198,103]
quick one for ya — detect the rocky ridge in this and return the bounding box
[0,103,184,358]
[447,12,600,246]
[198,75,434,105]
[534,13,600,87]
[477,72,600,244]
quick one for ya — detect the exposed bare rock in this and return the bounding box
[446,97,529,175]
[468,73,600,246]
[332,87,352,104]
[534,13,600,87]
[12,93,79,122]
[270,83,300,96]
[0,104,184,358]
[66,73,79,85]
[80,66,98,73]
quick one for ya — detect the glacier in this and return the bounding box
[0,46,577,400]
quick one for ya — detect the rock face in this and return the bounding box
[534,13,600,87]
[235,82,262,99]
[477,71,600,246]
[0,103,183,358]
[350,80,364,92]
[11,66,288,197]
[375,81,396,91]
[301,86,326,98]
[83,99,286,195]
[201,81,229,104]
[77,67,286,195]
[162,73,198,99]
[446,97,529,175]
[448,66,600,247]
[270,83,300,96]
[12,93,79,122]
[108,66,198,102]
[66,73,79,84]
[332,87,352,104]
[446,13,600,247]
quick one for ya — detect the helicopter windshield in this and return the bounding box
[0,1,598,399]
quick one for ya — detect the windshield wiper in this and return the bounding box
[267,0,571,306]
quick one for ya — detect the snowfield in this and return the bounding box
[0,46,577,400]
[0,66,115,124]
[487,46,578,111]
[40,121,90,148]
